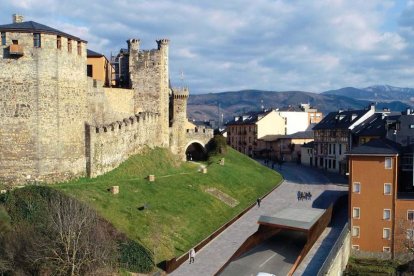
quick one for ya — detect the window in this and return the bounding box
[384,183,392,195]
[352,226,360,237]
[353,207,360,219]
[383,247,391,253]
[12,40,18,45]
[352,245,360,250]
[87,65,93,77]
[57,36,61,49]
[383,228,391,240]
[333,160,336,169]
[333,144,336,155]
[68,39,72,53]
[383,209,391,220]
[353,182,361,193]
[410,125,414,129]
[407,210,414,221]
[329,144,331,155]
[339,144,342,155]
[33,33,41,48]
[77,41,81,55]
[407,229,414,240]
[385,157,392,169]
[1,32,5,45]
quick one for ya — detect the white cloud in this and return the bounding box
[0,0,413,93]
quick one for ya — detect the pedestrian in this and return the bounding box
[257,198,261,207]
[189,248,195,264]
[297,191,300,201]
[309,192,312,201]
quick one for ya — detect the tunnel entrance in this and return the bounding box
[185,142,207,161]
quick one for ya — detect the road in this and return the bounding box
[170,162,347,276]
[219,230,307,276]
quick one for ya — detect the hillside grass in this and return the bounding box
[55,147,282,262]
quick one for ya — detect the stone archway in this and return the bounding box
[185,141,207,161]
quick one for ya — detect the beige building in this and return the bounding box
[226,110,285,156]
[87,49,114,87]
[257,131,314,162]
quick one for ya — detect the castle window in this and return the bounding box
[57,36,61,49]
[33,33,41,48]
[77,41,81,55]
[68,39,72,53]
[1,32,5,46]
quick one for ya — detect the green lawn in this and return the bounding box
[55,147,282,262]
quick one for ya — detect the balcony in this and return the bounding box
[9,44,24,56]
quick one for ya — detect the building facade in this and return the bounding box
[312,105,375,173]
[348,139,414,260]
[226,110,285,156]
[87,49,114,87]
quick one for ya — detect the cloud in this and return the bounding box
[1,0,413,93]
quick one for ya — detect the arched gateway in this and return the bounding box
[185,141,207,161]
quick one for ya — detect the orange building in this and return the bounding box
[87,49,114,86]
[348,138,414,259]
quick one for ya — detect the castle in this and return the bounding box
[0,15,213,186]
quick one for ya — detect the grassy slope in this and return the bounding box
[55,147,282,262]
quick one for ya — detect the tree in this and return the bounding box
[34,193,118,275]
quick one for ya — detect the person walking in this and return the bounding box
[257,198,261,207]
[189,248,195,264]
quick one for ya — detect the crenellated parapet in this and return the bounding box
[172,87,189,99]
[86,111,162,177]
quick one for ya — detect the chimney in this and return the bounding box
[12,14,24,23]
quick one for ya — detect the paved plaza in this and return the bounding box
[170,162,347,276]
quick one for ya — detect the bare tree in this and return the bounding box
[30,193,118,275]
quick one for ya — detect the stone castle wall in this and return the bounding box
[86,112,161,177]
[0,32,87,185]
[170,89,189,156]
[87,78,134,125]
[129,39,170,147]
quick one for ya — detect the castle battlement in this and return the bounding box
[172,87,189,99]
[94,112,160,134]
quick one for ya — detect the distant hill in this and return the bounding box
[323,85,414,102]
[187,89,412,123]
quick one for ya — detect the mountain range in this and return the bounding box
[187,85,414,123]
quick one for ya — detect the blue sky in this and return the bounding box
[1,0,414,94]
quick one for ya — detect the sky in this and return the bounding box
[1,0,414,94]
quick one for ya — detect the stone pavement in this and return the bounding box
[170,162,348,276]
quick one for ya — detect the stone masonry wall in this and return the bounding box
[87,78,134,125]
[169,88,189,157]
[0,32,87,185]
[129,39,170,148]
[86,112,161,177]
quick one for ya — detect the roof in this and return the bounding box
[258,207,326,231]
[260,131,314,142]
[87,49,104,57]
[302,141,315,148]
[0,20,86,42]
[346,138,401,156]
[352,112,402,137]
[226,110,273,126]
[313,109,370,130]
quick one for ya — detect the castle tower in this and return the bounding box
[0,16,88,185]
[170,87,189,156]
[129,39,171,147]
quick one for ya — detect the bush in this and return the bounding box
[206,135,227,156]
[119,240,155,273]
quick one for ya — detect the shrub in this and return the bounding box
[206,135,227,156]
[119,240,155,273]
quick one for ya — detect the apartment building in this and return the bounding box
[226,110,285,156]
[257,131,313,162]
[348,139,414,259]
[312,105,375,174]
